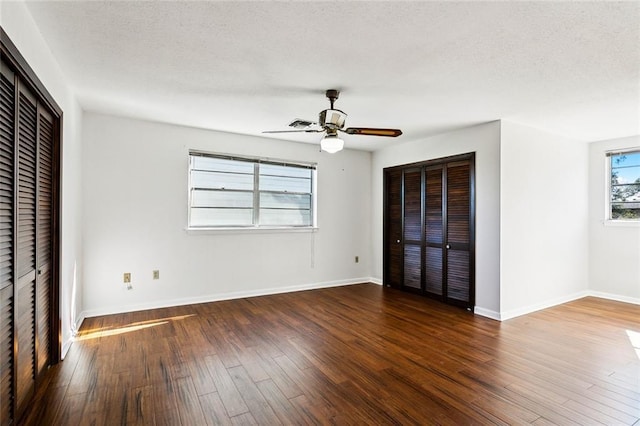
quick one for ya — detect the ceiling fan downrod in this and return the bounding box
[326,89,339,109]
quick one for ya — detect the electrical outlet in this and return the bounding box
[123,272,131,283]
[355,256,359,263]
[153,270,160,280]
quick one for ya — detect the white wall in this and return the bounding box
[589,136,640,302]
[81,112,372,316]
[371,121,502,317]
[500,121,589,318]
[1,2,84,356]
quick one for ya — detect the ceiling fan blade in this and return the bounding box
[344,127,403,137]
[262,129,324,134]
[289,119,319,129]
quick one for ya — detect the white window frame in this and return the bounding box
[605,147,640,227]
[187,150,318,231]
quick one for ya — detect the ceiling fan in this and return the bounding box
[263,89,402,153]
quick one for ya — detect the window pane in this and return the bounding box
[259,208,311,226]
[611,183,640,202]
[259,164,311,193]
[260,164,311,178]
[611,153,640,186]
[611,202,640,220]
[259,193,310,209]
[259,175,311,193]
[191,170,254,190]
[190,207,253,226]
[192,156,254,174]
[192,190,253,208]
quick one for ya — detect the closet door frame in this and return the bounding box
[1,27,62,421]
[383,152,475,309]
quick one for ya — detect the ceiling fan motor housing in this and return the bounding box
[319,109,347,130]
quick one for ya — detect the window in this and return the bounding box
[608,149,640,220]
[188,151,316,229]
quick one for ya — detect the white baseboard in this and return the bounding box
[499,290,590,321]
[498,290,639,321]
[62,339,73,360]
[369,277,383,285]
[587,291,640,306]
[474,306,501,321]
[62,313,85,359]
[80,277,374,319]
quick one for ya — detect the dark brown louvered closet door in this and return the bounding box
[0,56,16,426]
[384,169,403,288]
[1,32,61,424]
[383,153,475,310]
[445,161,472,305]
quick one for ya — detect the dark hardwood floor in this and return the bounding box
[21,284,640,425]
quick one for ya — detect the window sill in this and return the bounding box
[186,226,319,235]
[603,220,640,228]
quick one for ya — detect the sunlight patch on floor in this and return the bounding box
[626,329,640,360]
[75,314,196,341]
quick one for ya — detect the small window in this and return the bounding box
[608,149,640,220]
[188,151,316,229]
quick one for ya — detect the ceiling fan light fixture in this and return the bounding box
[321,134,344,154]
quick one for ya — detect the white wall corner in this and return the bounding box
[499,121,589,314]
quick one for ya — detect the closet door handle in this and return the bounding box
[445,244,450,249]
[396,240,401,243]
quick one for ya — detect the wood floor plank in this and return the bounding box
[174,376,208,425]
[20,284,640,425]
[185,353,218,396]
[203,354,249,418]
[287,394,334,425]
[229,412,258,425]
[127,385,155,426]
[52,392,86,425]
[562,397,638,425]
[256,379,309,425]
[588,384,640,416]
[257,352,304,400]
[501,382,604,425]
[234,347,271,383]
[227,365,282,425]
[199,391,232,426]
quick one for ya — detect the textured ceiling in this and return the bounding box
[20,1,640,150]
